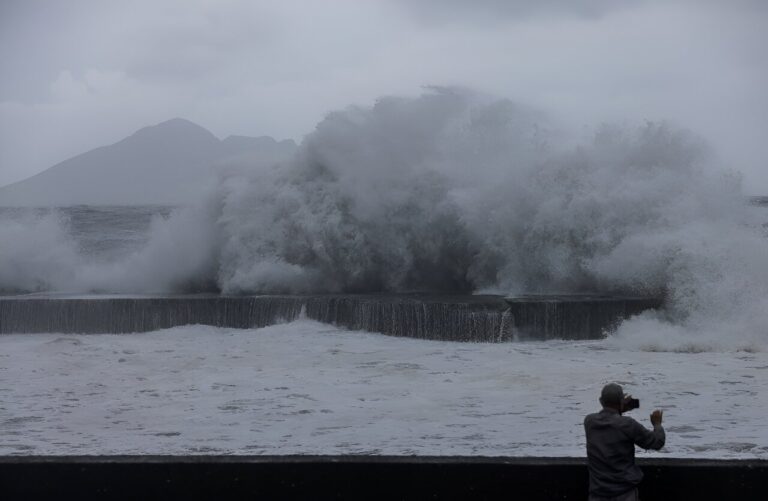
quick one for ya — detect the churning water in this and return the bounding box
[2,88,768,350]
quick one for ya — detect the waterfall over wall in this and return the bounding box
[0,296,303,334]
[303,296,511,341]
[506,295,664,340]
[0,295,662,341]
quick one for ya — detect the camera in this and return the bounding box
[622,396,640,411]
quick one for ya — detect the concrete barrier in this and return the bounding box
[0,294,662,340]
[0,456,765,499]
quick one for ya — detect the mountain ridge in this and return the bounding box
[0,118,297,206]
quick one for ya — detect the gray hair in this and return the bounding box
[600,383,624,406]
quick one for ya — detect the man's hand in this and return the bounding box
[650,410,663,427]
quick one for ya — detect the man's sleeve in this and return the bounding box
[629,418,665,450]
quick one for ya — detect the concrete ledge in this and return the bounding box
[1,456,765,499]
[0,294,662,340]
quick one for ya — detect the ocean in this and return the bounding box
[1,204,767,456]
[1,321,766,457]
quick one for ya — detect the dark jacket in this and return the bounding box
[584,408,665,497]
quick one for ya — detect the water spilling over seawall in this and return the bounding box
[0,295,662,341]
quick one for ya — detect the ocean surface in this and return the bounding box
[1,320,766,457]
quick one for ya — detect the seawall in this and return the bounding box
[0,456,764,500]
[0,294,662,341]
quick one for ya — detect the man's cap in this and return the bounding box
[600,383,624,405]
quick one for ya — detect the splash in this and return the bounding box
[0,212,82,293]
[215,90,761,295]
[0,204,217,294]
[2,88,767,348]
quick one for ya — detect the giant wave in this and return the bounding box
[2,88,767,349]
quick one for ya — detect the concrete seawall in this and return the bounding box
[0,456,764,499]
[0,294,662,341]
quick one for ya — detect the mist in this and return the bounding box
[3,88,767,350]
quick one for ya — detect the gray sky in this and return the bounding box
[1,0,766,192]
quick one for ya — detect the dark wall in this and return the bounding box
[0,294,661,341]
[1,456,765,500]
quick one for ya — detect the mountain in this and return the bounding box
[0,118,297,206]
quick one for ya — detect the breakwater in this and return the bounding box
[0,294,662,340]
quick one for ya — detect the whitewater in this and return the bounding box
[1,320,766,457]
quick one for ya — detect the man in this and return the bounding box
[584,383,665,501]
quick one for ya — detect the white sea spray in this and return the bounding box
[2,88,767,349]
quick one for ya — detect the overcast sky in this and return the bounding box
[1,0,766,192]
